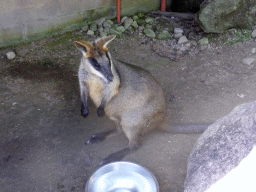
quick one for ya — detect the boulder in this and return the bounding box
[197,0,256,33]
[184,101,256,192]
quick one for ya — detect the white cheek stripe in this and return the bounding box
[88,64,108,83]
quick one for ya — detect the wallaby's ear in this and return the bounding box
[102,35,116,49]
[74,41,93,56]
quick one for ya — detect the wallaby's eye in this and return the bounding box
[89,57,100,69]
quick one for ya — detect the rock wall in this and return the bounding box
[197,0,256,33]
[0,0,159,47]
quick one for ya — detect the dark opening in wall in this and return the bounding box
[170,0,204,13]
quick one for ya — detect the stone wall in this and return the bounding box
[0,0,160,47]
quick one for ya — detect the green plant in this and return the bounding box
[226,29,252,44]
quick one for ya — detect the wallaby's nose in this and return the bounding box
[107,74,114,82]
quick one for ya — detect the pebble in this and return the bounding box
[116,26,125,32]
[120,16,128,24]
[94,18,105,26]
[198,37,209,45]
[157,30,172,40]
[252,29,256,38]
[137,19,146,26]
[100,31,107,37]
[103,21,111,28]
[90,23,97,31]
[145,17,154,25]
[81,25,88,32]
[178,36,188,44]
[6,51,16,59]
[133,15,139,21]
[132,21,138,28]
[87,30,94,35]
[174,28,183,34]
[124,18,133,29]
[252,48,256,53]
[174,33,183,39]
[242,57,255,65]
[143,28,156,38]
[145,24,153,29]
[98,26,104,33]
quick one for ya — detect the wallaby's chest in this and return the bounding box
[86,76,104,107]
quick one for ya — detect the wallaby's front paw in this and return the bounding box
[81,104,89,118]
[97,107,105,117]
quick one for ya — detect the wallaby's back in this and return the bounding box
[105,60,166,147]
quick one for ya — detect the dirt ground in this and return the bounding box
[1,21,256,191]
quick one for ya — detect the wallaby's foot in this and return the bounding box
[81,103,89,118]
[85,130,116,145]
[97,107,105,117]
[97,147,133,167]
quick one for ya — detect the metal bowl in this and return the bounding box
[85,161,159,192]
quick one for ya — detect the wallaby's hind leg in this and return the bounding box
[85,117,122,145]
[97,124,141,167]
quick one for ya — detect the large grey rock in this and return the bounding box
[197,0,256,33]
[185,101,256,192]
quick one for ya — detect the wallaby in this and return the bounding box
[74,35,209,166]
[74,35,166,165]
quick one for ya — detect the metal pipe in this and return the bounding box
[161,0,166,11]
[117,0,121,23]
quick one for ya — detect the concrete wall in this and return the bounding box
[0,0,160,47]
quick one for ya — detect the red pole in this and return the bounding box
[161,0,166,11]
[117,0,121,23]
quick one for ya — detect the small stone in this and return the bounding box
[138,12,145,18]
[81,25,88,31]
[100,31,107,37]
[103,21,111,28]
[90,23,97,31]
[198,37,209,45]
[98,26,104,33]
[95,18,105,26]
[136,19,146,26]
[121,16,128,24]
[178,36,188,44]
[174,28,183,34]
[104,27,110,33]
[252,29,256,38]
[145,24,153,29]
[156,25,162,31]
[133,15,139,21]
[145,17,155,25]
[143,28,156,38]
[87,30,94,35]
[242,57,255,65]
[138,26,145,31]
[157,30,172,40]
[124,18,133,29]
[116,26,126,32]
[6,51,16,59]
[131,21,138,28]
[109,28,122,37]
[252,48,256,53]
[174,33,183,39]
[107,20,114,25]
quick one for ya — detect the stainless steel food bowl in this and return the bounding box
[85,161,159,192]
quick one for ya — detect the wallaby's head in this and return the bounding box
[74,35,116,83]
